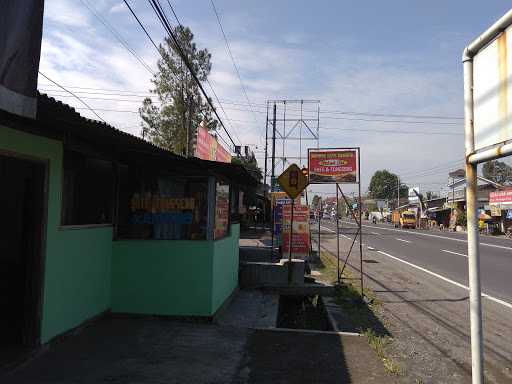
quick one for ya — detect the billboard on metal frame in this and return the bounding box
[308,148,358,184]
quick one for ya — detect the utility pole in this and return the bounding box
[271,103,277,192]
[186,97,194,157]
[270,103,277,253]
[263,102,269,225]
[397,175,400,209]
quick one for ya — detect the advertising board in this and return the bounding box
[214,183,230,239]
[473,27,512,151]
[194,122,232,163]
[308,148,358,184]
[489,188,512,209]
[281,204,310,259]
[271,192,300,245]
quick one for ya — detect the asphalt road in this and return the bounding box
[317,219,512,308]
[312,218,512,382]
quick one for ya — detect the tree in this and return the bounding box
[140,26,217,155]
[368,170,408,201]
[231,155,262,183]
[482,160,512,185]
[231,155,262,207]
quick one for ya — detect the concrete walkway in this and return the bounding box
[216,290,279,329]
[3,316,389,384]
[2,232,391,383]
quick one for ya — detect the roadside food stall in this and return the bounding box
[0,93,257,351]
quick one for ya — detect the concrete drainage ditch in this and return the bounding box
[276,295,332,331]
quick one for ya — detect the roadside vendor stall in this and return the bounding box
[0,93,257,353]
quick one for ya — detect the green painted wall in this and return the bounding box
[111,240,213,316]
[1,124,240,341]
[0,125,112,343]
[112,225,240,317]
[211,224,240,313]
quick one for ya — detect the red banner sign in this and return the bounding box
[281,205,310,258]
[490,188,512,204]
[308,149,358,184]
[195,123,232,163]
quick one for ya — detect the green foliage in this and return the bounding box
[232,156,262,207]
[456,210,467,227]
[368,170,408,200]
[231,156,262,182]
[140,26,217,154]
[482,160,512,185]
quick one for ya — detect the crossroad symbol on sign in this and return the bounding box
[277,163,309,199]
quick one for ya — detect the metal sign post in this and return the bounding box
[288,199,295,284]
[336,183,340,285]
[318,198,321,259]
[276,163,309,285]
[308,148,363,293]
[462,9,512,384]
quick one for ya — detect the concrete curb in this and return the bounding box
[325,302,341,332]
[250,326,360,337]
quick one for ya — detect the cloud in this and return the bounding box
[282,32,308,45]
[109,2,127,14]
[38,0,468,194]
[44,0,90,27]
[39,14,158,137]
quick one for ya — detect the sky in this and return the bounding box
[38,0,512,196]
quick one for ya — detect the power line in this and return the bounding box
[79,0,155,76]
[320,127,462,135]
[321,115,459,125]
[36,90,465,129]
[158,0,243,145]
[209,0,260,130]
[398,159,464,177]
[147,0,238,147]
[51,104,461,136]
[38,83,463,121]
[38,71,107,123]
[165,0,182,25]
[122,0,160,53]
[123,0,232,148]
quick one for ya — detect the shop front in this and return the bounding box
[489,188,512,233]
[0,94,256,357]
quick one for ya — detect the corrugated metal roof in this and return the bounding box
[10,93,258,186]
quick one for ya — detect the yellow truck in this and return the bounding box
[392,210,417,229]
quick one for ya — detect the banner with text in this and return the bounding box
[308,148,358,184]
[489,188,512,209]
[195,122,232,163]
[281,204,310,259]
[271,192,300,246]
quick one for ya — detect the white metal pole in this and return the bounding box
[463,57,484,384]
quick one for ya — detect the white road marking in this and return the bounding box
[441,249,468,258]
[395,238,411,244]
[321,224,361,242]
[376,250,512,310]
[371,231,380,235]
[341,221,512,251]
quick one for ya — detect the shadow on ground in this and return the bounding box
[237,329,389,384]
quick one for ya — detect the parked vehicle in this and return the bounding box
[392,210,417,229]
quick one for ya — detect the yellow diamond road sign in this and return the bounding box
[277,163,309,199]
